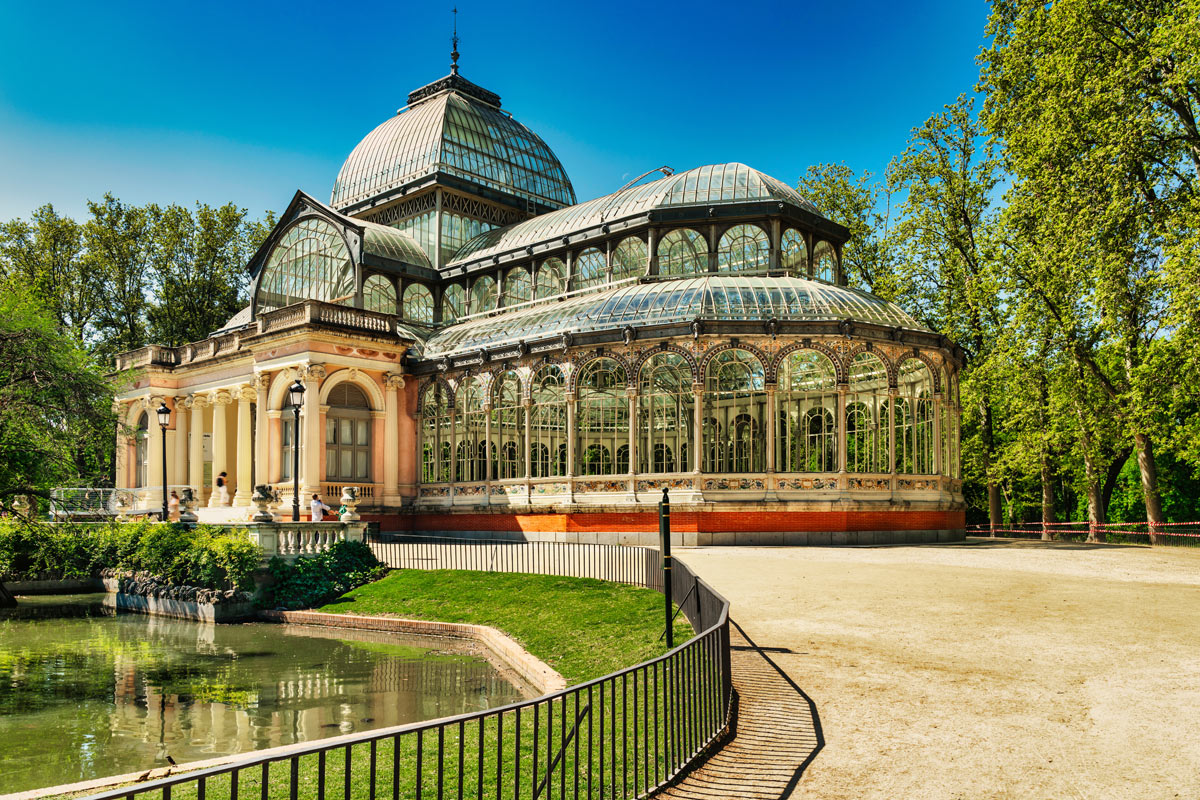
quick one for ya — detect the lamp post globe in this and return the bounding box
[156,402,171,521]
[288,379,305,522]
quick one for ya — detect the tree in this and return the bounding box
[887,95,1008,530]
[0,285,117,511]
[796,164,899,298]
[981,0,1200,536]
[86,194,151,362]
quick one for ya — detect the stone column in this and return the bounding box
[837,385,848,473]
[234,384,255,506]
[146,396,165,507]
[626,386,637,475]
[114,402,129,489]
[173,397,189,488]
[207,391,231,506]
[255,373,270,491]
[765,385,777,473]
[301,365,325,501]
[692,383,704,472]
[383,374,404,506]
[188,396,206,498]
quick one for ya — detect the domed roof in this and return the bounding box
[447,163,822,266]
[421,275,928,358]
[331,72,576,212]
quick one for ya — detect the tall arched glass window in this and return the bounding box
[491,371,525,480]
[812,241,837,282]
[941,366,951,475]
[638,352,694,474]
[535,258,565,299]
[455,376,489,481]
[780,228,808,275]
[574,248,607,291]
[777,351,839,473]
[442,283,466,323]
[134,412,149,488]
[898,359,935,474]
[576,358,628,476]
[847,352,889,473]
[470,276,497,314]
[657,229,708,276]
[612,237,647,282]
[402,283,434,323]
[530,365,566,478]
[703,350,766,473]
[256,218,355,313]
[420,383,452,483]
[502,268,532,307]
[718,224,770,273]
[363,274,397,314]
[325,383,371,481]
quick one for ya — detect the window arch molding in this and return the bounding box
[839,344,897,388]
[769,342,846,385]
[567,350,635,394]
[631,343,699,386]
[417,376,457,411]
[697,342,772,384]
[894,353,943,394]
[318,368,385,411]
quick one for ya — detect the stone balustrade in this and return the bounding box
[238,521,366,562]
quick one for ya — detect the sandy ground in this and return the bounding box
[677,538,1200,800]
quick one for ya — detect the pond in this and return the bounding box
[0,594,526,795]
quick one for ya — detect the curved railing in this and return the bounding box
[79,534,731,800]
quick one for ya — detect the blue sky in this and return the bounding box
[0,0,990,222]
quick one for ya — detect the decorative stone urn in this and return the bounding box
[251,485,275,523]
[114,490,133,523]
[339,486,360,522]
[178,488,198,524]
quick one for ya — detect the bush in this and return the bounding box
[262,540,387,610]
[0,520,260,590]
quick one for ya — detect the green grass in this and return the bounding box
[320,570,694,685]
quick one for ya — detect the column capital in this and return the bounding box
[303,363,327,381]
[253,371,272,392]
[211,390,233,406]
[185,394,207,410]
[236,384,257,403]
[173,395,189,408]
[384,373,406,390]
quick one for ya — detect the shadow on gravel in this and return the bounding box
[656,619,823,799]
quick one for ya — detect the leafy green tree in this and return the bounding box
[85,194,151,362]
[796,164,899,298]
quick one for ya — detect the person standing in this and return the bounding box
[310,493,333,522]
[167,490,180,522]
[216,472,230,506]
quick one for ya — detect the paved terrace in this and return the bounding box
[661,539,1200,799]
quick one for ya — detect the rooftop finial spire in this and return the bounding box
[450,7,460,74]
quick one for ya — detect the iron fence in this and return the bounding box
[79,535,731,800]
[967,521,1200,547]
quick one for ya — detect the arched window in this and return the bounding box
[402,283,434,323]
[847,352,889,473]
[776,350,838,473]
[576,358,628,476]
[812,241,837,282]
[502,268,532,307]
[703,350,766,473]
[442,283,466,323]
[134,412,149,488]
[530,365,566,478]
[363,274,397,314]
[255,218,354,314]
[491,371,524,480]
[574,248,607,291]
[718,224,770,273]
[638,352,694,474]
[281,397,303,482]
[470,276,497,315]
[657,229,708,276]
[611,237,647,282]
[325,383,371,481]
[781,228,808,275]
[535,258,565,299]
[898,359,935,474]
[420,383,452,483]
[455,376,488,481]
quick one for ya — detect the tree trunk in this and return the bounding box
[1133,432,1165,544]
[982,400,1001,536]
[0,581,15,609]
[1040,451,1055,541]
[1100,449,1131,525]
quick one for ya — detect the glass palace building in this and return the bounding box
[114,67,966,544]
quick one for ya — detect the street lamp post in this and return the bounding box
[288,379,306,522]
[156,401,171,521]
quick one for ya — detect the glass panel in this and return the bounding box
[255,218,355,314]
[611,236,647,281]
[326,418,336,444]
[362,274,398,314]
[574,248,607,291]
[341,450,352,478]
[340,418,353,445]
[718,224,770,273]
[657,229,707,276]
[326,450,336,476]
[403,283,435,323]
[357,419,369,446]
[356,451,368,479]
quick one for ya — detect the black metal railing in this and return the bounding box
[79,535,731,800]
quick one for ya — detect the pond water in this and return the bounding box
[0,594,525,794]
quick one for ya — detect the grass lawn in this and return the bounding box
[320,569,695,684]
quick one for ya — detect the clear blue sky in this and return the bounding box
[0,0,990,222]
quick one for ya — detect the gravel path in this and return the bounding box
[671,538,1200,799]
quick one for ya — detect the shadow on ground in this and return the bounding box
[656,620,823,799]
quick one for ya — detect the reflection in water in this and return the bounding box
[0,595,523,794]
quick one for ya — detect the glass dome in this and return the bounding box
[331,73,576,211]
